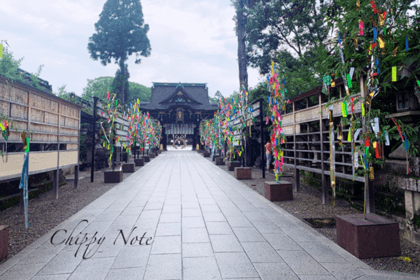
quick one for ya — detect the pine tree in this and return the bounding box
[88,0,151,105]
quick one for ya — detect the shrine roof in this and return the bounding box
[140,82,218,111]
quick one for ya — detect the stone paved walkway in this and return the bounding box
[1,151,418,280]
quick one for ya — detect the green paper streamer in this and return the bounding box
[384,27,386,35]
[392,66,397,82]
[347,127,352,142]
[346,74,352,88]
[0,44,3,59]
[25,138,30,153]
[341,102,348,117]
[417,80,420,88]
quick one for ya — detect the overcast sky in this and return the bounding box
[0,0,261,98]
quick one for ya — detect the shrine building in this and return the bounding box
[139,82,218,150]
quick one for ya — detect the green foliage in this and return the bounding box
[0,43,48,92]
[88,0,151,100]
[82,76,151,104]
[245,0,333,98]
[248,82,270,116]
[111,65,129,105]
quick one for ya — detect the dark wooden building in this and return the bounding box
[139,82,218,150]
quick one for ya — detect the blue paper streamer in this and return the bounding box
[406,36,409,51]
[338,32,341,44]
[404,134,410,151]
[376,59,380,74]
[373,27,377,42]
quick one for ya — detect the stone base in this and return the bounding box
[104,169,123,183]
[234,167,252,180]
[212,154,220,161]
[264,181,293,201]
[122,163,135,173]
[134,158,144,166]
[203,152,210,157]
[336,213,401,259]
[228,161,241,171]
[143,156,150,162]
[149,153,156,158]
[215,157,225,165]
[0,225,8,261]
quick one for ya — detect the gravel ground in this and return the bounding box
[204,155,420,275]
[0,163,143,265]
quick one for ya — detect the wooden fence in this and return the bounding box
[0,77,82,182]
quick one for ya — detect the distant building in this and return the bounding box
[140,82,218,150]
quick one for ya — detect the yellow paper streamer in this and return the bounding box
[0,44,3,59]
[369,167,374,181]
[392,66,397,81]
[362,103,365,116]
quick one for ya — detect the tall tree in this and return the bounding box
[111,64,130,103]
[232,0,256,92]
[244,0,333,98]
[88,0,151,105]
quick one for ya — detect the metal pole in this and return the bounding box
[260,99,265,179]
[91,96,98,182]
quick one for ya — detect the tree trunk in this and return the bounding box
[237,0,248,92]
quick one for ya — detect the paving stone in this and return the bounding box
[206,222,234,235]
[200,204,221,212]
[281,228,318,243]
[155,222,181,236]
[139,210,161,220]
[203,212,226,222]
[151,236,181,254]
[278,250,330,275]
[182,201,200,208]
[251,221,284,234]
[182,243,214,257]
[143,254,182,280]
[37,250,83,275]
[300,242,347,263]
[198,199,217,205]
[183,257,222,280]
[68,257,115,280]
[225,215,253,228]
[182,216,206,228]
[120,207,143,217]
[262,233,302,251]
[144,202,164,210]
[182,208,202,217]
[215,252,259,278]
[254,263,299,280]
[105,267,145,280]
[182,227,210,243]
[233,227,265,242]
[0,263,46,280]
[210,235,243,252]
[159,213,182,223]
[111,246,150,269]
[320,262,366,280]
[241,242,284,263]
[162,204,182,212]
[32,274,72,280]
[3,151,416,280]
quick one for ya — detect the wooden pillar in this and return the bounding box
[74,165,79,189]
[54,103,60,199]
[319,93,329,205]
[293,101,299,192]
[260,99,265,179]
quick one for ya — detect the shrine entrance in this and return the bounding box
[139,82,218,151]
[172,136,187,149]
